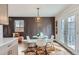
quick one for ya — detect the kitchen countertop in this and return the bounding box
[0,38,17,47]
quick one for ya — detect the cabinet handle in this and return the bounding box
[8,44,12,47]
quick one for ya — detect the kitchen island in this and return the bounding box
[0,38,18,55]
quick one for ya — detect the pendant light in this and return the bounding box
[36,8,40,22]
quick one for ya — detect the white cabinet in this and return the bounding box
[0,25,3,44]
[0,38,18,55]
[7,44,18,55]
[7,40,18,55]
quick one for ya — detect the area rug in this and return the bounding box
[23,43,62,55]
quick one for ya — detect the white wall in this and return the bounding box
[55,5,79,54]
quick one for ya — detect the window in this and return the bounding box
[60,19,65,43]
[15,20,24,32]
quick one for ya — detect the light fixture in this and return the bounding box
[0,4,9,25]
[35,8,40,22]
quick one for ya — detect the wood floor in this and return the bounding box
[18,41,71,55]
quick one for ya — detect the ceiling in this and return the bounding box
[8,4,69,17]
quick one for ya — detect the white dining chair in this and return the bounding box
[47,35,54,43]
[36,39,46,47]
[46,35,55,48]
[51,35,54,40]
[26,36,31,43]
[26,36,30,40]
[26,36,37,43]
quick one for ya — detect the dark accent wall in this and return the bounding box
[3,17,55,39]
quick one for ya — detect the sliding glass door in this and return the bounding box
[67,15,76,49]
[60,15,76,50]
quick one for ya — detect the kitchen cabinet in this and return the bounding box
[0,38,18,55]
